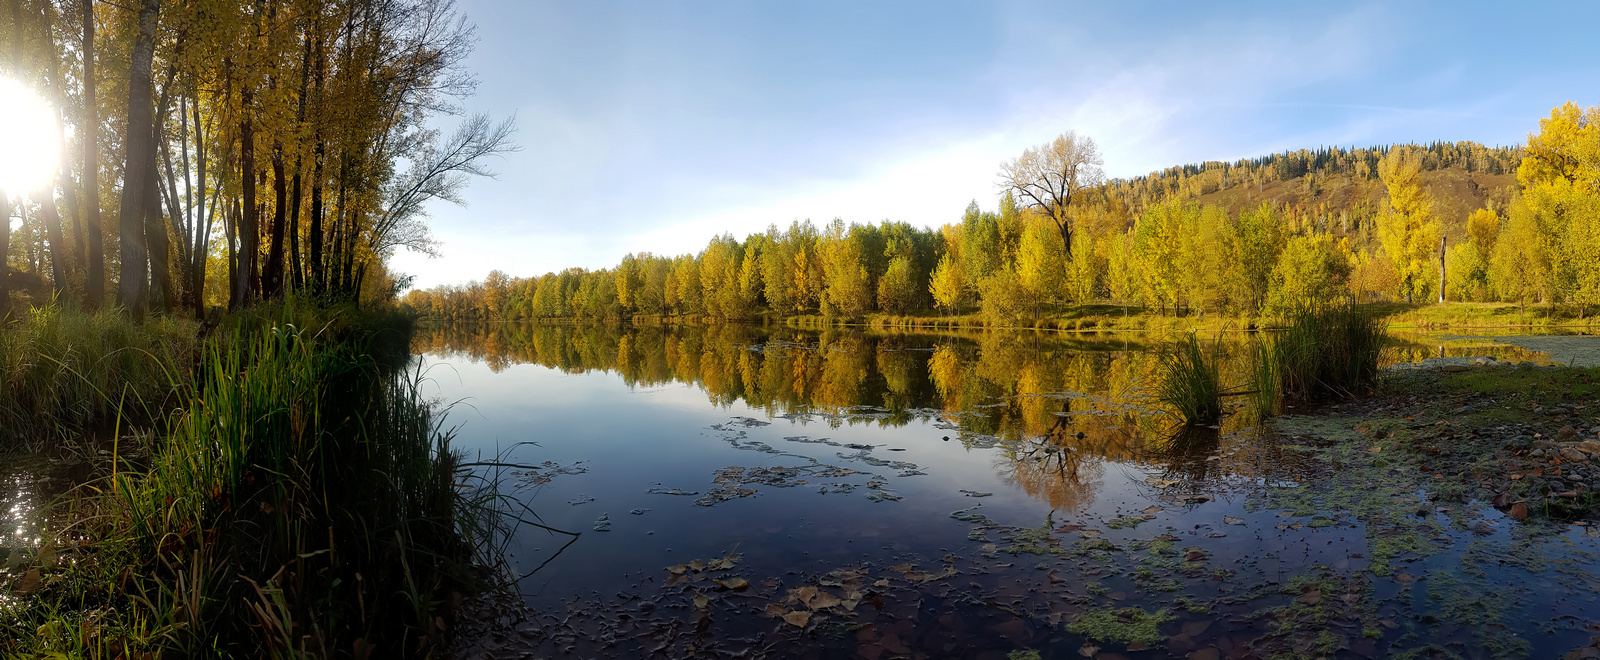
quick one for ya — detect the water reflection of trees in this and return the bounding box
[417,324,1269,508]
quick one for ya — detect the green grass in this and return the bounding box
[1155,333,1224,425]
[0,304,198,444]
[2,304,503,658]
[1438,365,1600,405]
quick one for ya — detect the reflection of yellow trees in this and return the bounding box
[416,324,1282,508]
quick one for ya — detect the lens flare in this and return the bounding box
[0,77,61,196]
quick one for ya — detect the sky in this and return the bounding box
[392,0,1600,290]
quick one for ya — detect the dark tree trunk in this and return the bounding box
[289,167,304,292]
[232,90,258,308]
[37,194,68,296]
[115,0,161,317]
[309,141,324,295]
[264,144,287,297]
[146,141,170,312]
[81,0,104,307]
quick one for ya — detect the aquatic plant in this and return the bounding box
[1266,301,1386,400]
[1066,606,1174,646]
[1154,332,1223,425]
[1249,333,1281,416]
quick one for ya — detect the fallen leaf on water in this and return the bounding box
[714,577,749,591]
[809,592,842,609]
[782,610,811,627]
[1509,502,1528,520]
[694,594,710,609]
[688,559,708,572]
[792,586,818,607]
[667,564,688,575]
[1295,589,1322,606]
[841,590,863,611]
[764,603,786,617]
[1223,516,1244,525]
[872,579,889,588]
[889,562,915,573]
[1141,505,1164,515]
[1078,643,1099,657]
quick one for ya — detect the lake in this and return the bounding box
[419,323,1591,659]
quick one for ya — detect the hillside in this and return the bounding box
[1105,142,1522,247]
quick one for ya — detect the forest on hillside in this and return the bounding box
[406,104,1600,324]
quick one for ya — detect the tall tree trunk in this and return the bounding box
[80,0,104,307]
[232,90,258,308]
[187,93,209,318]
[36,193,68,296]
[115,0,161,317]
[226,199,238,310]
[40,0,87,278]
[309,140,324,295]
[287,25,313,294]
[146,138,170,312]
[263,144,287,297]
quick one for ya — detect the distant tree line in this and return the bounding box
[407,105,1598,323]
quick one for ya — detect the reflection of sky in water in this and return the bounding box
[0,458,47,579]
[420,326,1598,657]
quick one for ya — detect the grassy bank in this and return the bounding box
[0,305,198,444]
[0,304,500,658]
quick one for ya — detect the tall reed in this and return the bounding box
[5,307,494,658]
[1155,333,1223,425]
[1266,302,1386,401]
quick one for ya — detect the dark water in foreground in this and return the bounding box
[417,324,1594,659]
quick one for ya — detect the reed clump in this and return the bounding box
[1155,333,1224,425]
[3,308,497,658]
[1263,302,1386,402]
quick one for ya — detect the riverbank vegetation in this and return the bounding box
[411,103,1600,331]
[1,306,499,657]
[0,0,517,655]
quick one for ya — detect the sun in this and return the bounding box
[0,77,61,196]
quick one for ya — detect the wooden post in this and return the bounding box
[1439,235,1446,303]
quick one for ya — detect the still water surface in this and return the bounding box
[418,324,1592,658]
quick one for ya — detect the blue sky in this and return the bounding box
[392,1,1600,289]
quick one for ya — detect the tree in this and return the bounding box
[876,255,917,314]
[999,131,1104,260]
[1265,234,1349,315]
[820,220,870,318]
[1376,146,1440,303]
[928,253,965,314]
[1489,195,1549,312]
[1014,214,1066,317]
